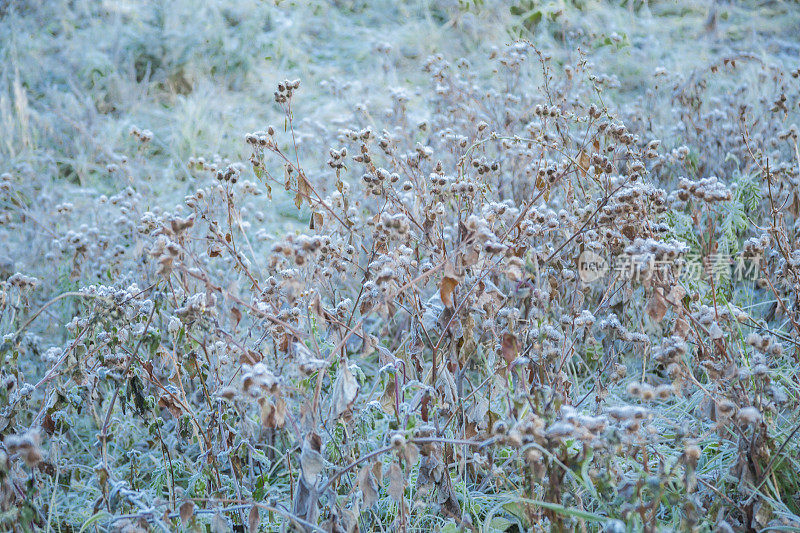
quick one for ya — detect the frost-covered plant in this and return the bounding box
[2,3,800,532]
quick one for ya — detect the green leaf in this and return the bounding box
[79,512,107,533]
[524,11,543,30]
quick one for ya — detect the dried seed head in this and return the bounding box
[390,433,406,449]
[737,406,761,425]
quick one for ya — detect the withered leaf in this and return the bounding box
[310,211,323,230]
[401,443,419,467]
[309,292,324,322]
[359,298,373,315]
[501,333,519,365]
[357,464,379,507]
[666,284,686,306]
[465,394,489,425]
[464,421,478,439]
[416,455,437,497]
[372,460,383,484]
[231,307,242,328]
[179,501,194,525]
[42,412,55,435]
[789,192,799,216]
[259,396,287,429]
[239,349,262,365]
[158,394,183,418]
[331,363,360,420]
[278,332,291,353]
[211,512,228,533]
[440,276,458,308]
[387,463,405,502]
[295,173,311,209]
[380,379,396,415]
[341,508,359,533]
[420,391,431,422]
[436,470,462,519]
[248,506,260,533]
[361,332,377,358]
[436,367,458,406]
[577,150,591,178]
[299,434,324,485]
[672,316,690,339]
[646,291,668,322]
